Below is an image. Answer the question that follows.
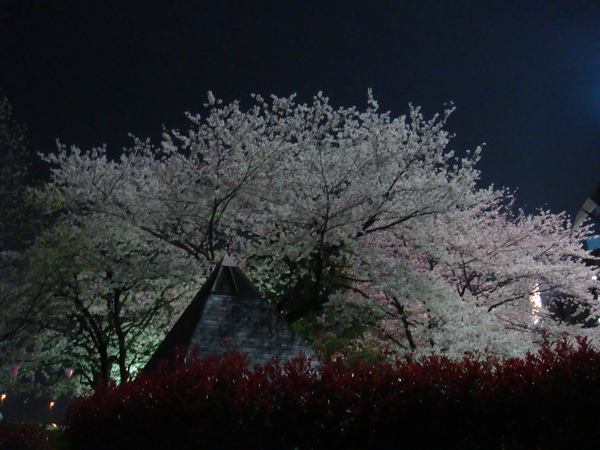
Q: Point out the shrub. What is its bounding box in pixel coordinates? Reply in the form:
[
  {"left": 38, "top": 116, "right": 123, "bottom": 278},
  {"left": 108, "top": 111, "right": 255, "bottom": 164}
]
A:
[
  {"left": 0, "top": 422, "right": 52, "bottom": 450},
  {"left": 66, "top": 338, "right": 600, "bottom": 449}
]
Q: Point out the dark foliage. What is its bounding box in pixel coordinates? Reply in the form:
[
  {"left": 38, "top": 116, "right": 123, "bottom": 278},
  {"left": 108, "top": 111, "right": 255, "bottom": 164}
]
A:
[
  {"left": 66, "top": 339, "right": 600, "bottom": 449},
  {"left": 0, "top": 422, "right": 53, "bottom": 450},
  {"left": 0, "top": 94, "right": 38, "bottom": 252}
]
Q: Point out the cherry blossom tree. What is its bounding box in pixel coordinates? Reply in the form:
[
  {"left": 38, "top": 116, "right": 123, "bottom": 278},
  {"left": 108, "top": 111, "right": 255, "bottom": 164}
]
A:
[
  {"left": 224, "top": 93, "right": 495, "bottom": 324},
  {"left": 44, "top": 91, "right": 494, "bottom": 323},
  {"left": 339, "top": 197, "right": 600, "bottom": 358},
  {"left": 0, "top": 208, "right": 196, "bottom": 394},
  {"left": 5, "top": 91, "right": 598, "bottom": 391}
]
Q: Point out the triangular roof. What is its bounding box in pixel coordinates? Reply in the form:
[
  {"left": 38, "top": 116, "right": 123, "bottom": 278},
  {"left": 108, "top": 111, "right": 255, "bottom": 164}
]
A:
[{"left": 143, "top": 257, "right": 316, "bottom": 373}]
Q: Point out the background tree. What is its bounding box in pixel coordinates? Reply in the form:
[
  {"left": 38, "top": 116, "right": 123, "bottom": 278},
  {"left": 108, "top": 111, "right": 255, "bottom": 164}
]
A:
[
  {"left": 0, "top": 94, "right": 49, "bottom": 356},
  {"left": 0, "top": 93, "right": 43, "bottom": 251}
]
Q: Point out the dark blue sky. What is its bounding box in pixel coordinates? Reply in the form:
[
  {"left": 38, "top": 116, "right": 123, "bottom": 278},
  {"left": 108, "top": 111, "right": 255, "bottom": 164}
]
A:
[{"left": 1, "top": 0, "right": 599, "bottom": 216}]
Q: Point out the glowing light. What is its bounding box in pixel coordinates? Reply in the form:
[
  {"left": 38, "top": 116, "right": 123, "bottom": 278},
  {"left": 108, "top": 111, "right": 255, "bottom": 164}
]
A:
[
  {"left": 529, "top": 283, "right": 542, "bottom": 324},
  {"left": 1, "top": 394, "right": 5, "bottom": 408},
  {"left": 49, "top": 401, "right": 55, "bottom": 411}
]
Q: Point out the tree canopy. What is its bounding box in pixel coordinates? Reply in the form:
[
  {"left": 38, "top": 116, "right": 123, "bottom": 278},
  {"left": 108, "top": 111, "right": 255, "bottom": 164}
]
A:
[{"left": 2, "top": 92, "right": 598, "bottom": 394}]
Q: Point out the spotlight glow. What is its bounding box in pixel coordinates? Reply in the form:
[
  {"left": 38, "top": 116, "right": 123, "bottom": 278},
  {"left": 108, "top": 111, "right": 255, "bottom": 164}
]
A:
[{"left": 529, "top": 283, "right": 542, "bottom": 324}]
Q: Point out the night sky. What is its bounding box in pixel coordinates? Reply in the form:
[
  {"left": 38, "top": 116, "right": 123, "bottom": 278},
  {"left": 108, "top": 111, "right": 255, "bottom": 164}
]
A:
[{"left": 1, "top": 0, "right": 599, "bottom": 216}]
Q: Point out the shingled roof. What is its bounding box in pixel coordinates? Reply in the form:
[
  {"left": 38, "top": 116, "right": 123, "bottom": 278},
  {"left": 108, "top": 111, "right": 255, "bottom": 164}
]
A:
[{"left": 143, "top": 256, "right": 316, "bottom": 373}]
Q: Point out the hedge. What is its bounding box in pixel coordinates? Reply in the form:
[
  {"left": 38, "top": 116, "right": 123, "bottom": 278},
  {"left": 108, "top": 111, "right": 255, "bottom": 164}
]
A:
[
  {"left": 0, "top": 422, "right": 53, "bottom": 450},
  {"left": 66, "top": 338, "right": 600, "bottom": 449}
]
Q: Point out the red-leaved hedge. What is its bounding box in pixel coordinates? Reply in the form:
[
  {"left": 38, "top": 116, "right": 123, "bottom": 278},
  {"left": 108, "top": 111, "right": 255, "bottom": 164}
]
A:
[
  {"left": 0, "top": 422, "right": 52, "bottom": 450},
  {"left": 66, "top": 338, "right": 600, "bottom": 449}
]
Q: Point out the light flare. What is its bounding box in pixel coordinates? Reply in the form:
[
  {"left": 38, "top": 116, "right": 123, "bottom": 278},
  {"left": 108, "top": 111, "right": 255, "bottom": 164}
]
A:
[{"left": 529, "top": 283, "right": 542, "bottom": 324}]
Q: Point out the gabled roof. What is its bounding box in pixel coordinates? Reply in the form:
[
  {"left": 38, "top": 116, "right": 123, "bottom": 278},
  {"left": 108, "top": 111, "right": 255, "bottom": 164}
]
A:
[{"left": 143, "top": 257, "right": 316, "bottom": 373}]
